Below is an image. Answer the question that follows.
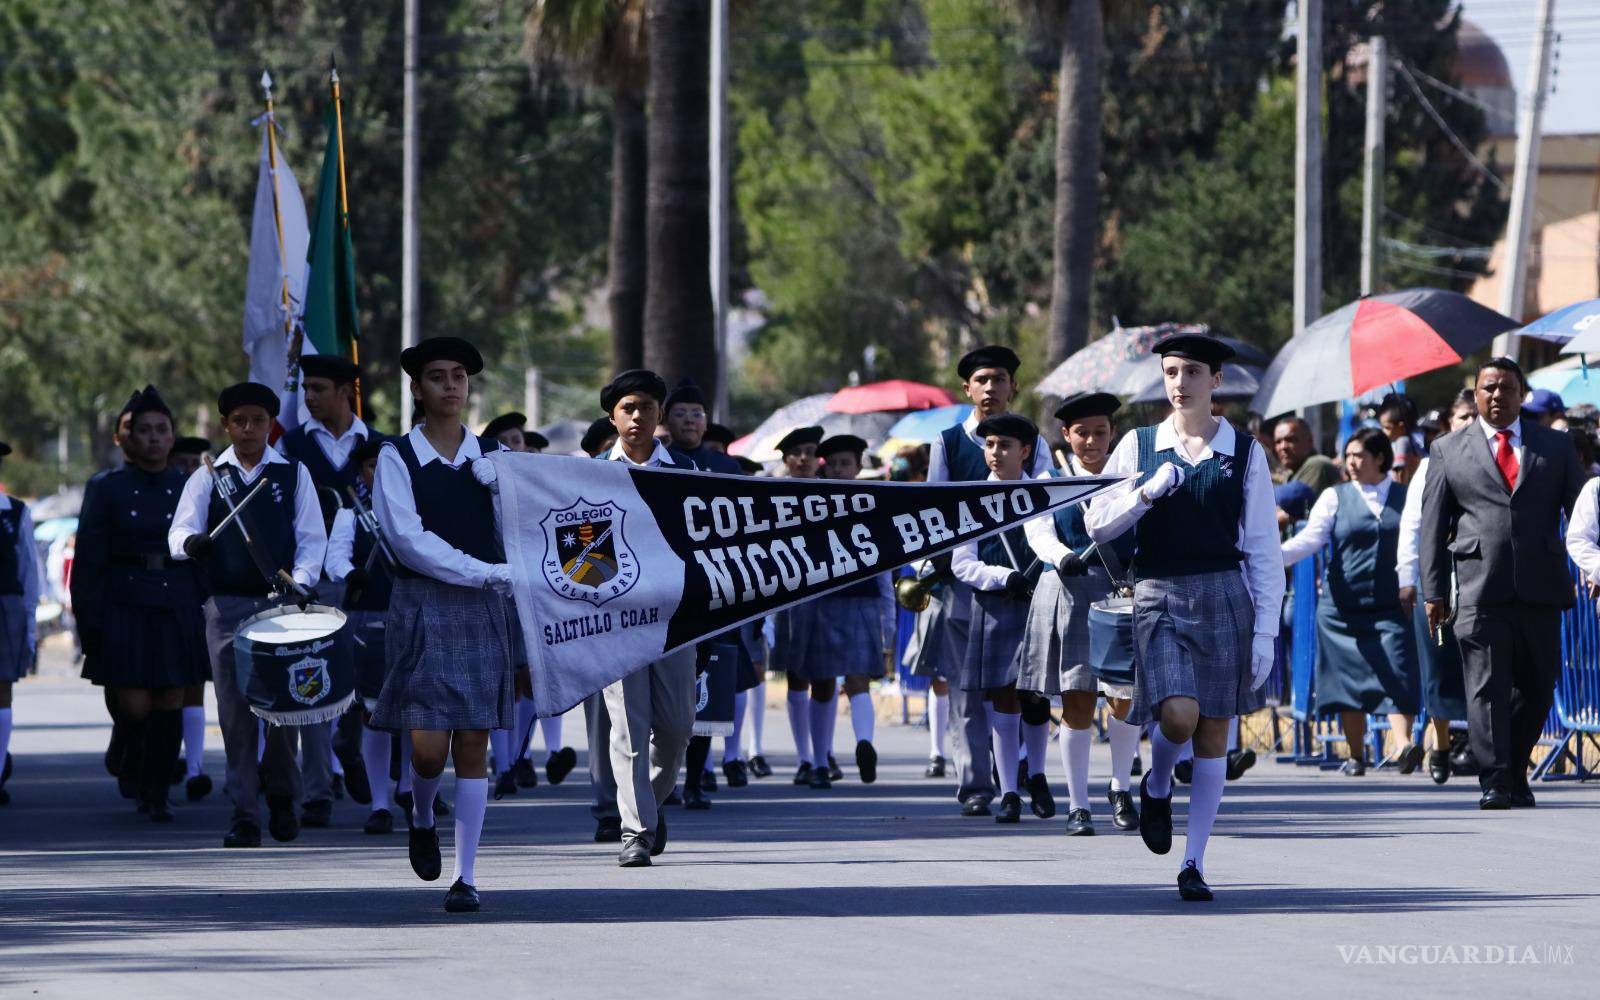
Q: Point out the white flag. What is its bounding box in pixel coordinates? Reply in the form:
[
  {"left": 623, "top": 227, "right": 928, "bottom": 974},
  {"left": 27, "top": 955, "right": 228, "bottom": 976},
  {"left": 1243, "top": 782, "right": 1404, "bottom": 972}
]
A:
[{"left": 242, "top": 117, "right": 309, "bottom": 428}]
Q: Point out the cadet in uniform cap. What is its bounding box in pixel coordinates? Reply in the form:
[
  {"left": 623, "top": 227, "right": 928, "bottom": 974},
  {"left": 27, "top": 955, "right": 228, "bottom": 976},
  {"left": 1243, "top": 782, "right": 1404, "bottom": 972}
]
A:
[
  {"left": 1019, "top": 391, "right": 1140, "bottom": 836},
  {"left": 0, "top": 440, "right": 38, "bottom": 807},
  {"left": 483, "top": 412, "right": 551, "bottom": 454},
  {"left": 580, "top": 417, "right": 619, "bottom": 459},
  {"left": 1084, "top": 331, "right": 1280, "bottom": 901},
  {"left": 703, "top": 422, "right": 737, "bottom": 452},
  {"left": 170, "top": 437, "right": 211, "bottom": 478}
]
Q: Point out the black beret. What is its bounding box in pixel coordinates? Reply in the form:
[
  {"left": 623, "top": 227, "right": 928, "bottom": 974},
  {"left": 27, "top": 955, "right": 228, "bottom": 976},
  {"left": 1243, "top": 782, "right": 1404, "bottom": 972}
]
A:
[
  {"left": 600, "top": 369, "right": 668, "bottom": 412},
  {"left": 775, "top": 425, "right": 825, "bottom": 455},
  {"left": 580, "top": 416, "right": 618, "bottom": 457},
  {"left": 703, "top": 422, "right": 737, "bottom": 447},
  {"left": 483, "top": 412, "right": 527, "bottom": 439},
  {"left": 350, "top": 435, "right": 388, "bottom": 467},
  {"left": 1053, "top": 391, "right": 1120, "bottom": 426},
  {"left": 817, "top": 434, "right": 868, "bottom": 459},
  {"left": 525, "top": 429, "right": 550, "bottom": 450},
  {"left": 974, "top": 413, "right": 1039, "bottom": 445},
  {"left": 217, "top": 381, "right": 280, "bottom": 418},
  {"left": 400, "top": 336, "right": 484, "bottom": 377},
  {"left": 958, "top": 345, "right": 1021, "bottom": 380},
  {"left": 172, "top": 436, "right": 212, "bottom": 455},
  {"left": 116, "top": 389, "right": 143, "bottom": 420},
  {"left": 127, "top": 385, "right": 173, "bottom": 422},
  {"left": 664, "top": 378, "right": 708, "bottom": 413},
  {"left": 0, "top": 441, "right": 11, "bottom": 458},
  {"left": 1152, "top": 333, "right": 1235, "bottom": 368},
  {"left": 299, "top": 354, "right": 362, "bottom": 384},
  {"left": 734, "top": 456, "right": 764, "bottom": 475}
]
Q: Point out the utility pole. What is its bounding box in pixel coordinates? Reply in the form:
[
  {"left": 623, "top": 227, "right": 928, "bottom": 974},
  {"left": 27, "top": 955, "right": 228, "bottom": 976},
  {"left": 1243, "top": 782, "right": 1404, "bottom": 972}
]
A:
[
  {"left": 400, "top": 0, "right": 421, "bottom": 428},
  {"left": 1295, "top": 0, "right": 1325, "bottom": 439},
  {"left": 1494, "top": 0, "right": 1557, "bottom": 360},
  {"left": 523, "top": 367, "right": 543, "bottom": 429},
  {"left": 1360, "top": 35, "right": 1386, "bottom": 297},
  {"left": 709, "top": 0, "right": 731, "bottom": 421}
]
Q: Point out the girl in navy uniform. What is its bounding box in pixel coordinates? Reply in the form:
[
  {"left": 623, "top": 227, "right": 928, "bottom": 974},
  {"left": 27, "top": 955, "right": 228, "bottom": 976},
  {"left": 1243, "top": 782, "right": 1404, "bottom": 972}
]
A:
[
  {"left": 1020, "top": 392, "right": 1141, "bottom": 835},
  {"left": 950, "top": 413, "right": 1050, "bottom": 825},
  {"left": 771, "top": 426, "right": 836, "bottom": 786},
  {"left": 0, "top": 440, "right": 39, "bottom": 807},
  {"left": 1084, "top": 334, "right": 1282, "bottom": 901},
  {"left": 168, "top": 435, "right": 215, "bottom": 800},
  {"left": 371, "top": 337, "right": 515, "bottom": 912},
  {"left": 73, "top": 386, "right": 208, "bottom": 821}
]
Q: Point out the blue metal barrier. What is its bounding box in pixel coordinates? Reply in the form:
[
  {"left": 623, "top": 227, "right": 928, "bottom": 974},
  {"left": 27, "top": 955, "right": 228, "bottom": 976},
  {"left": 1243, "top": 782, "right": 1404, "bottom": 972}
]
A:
[{"left": 1533, "top": 554, "right": 1600, "bottom": 780}]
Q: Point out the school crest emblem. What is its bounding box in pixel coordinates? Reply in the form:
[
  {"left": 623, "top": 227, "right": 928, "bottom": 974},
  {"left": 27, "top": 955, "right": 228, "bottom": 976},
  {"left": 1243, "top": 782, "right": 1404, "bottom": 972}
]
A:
[
  {"left": 288, "top": 656, "right": 330, "bottom": 706},
  {"left": 541, "top": 498, "right": 639, "bottom": 607}
]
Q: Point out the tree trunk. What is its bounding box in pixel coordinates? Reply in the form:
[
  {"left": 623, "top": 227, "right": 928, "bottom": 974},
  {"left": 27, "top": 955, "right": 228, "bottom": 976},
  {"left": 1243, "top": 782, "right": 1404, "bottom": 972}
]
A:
[
  {"left": 643, "top": 0, "right": 716, "bottom": 399},
  {"left": 608, "top": 89, "right": 648, "bottom": 373},
  {"left": 1047, "top": 0, "right": 1103, "bottom": 368}
]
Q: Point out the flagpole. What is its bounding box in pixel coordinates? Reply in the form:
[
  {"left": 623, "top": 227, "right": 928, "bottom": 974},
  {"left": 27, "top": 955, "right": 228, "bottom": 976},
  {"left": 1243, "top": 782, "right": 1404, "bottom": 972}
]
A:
[
  {"left": 261, "top": 71, "right": 301, "bottom": 398},
  {"left": 330, "top": 57, "right": 363, "bottom": 419}
]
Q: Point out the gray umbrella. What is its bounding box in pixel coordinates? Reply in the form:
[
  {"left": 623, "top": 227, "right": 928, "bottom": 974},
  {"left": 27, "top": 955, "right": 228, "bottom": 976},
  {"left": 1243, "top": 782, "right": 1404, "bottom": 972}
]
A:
[{"left": 817, "top": 410, "right": 903, "bottom": 448}]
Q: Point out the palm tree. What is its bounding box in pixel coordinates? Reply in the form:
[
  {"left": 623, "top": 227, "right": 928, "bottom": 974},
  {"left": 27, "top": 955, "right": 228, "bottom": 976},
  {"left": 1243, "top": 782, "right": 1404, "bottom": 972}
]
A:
[{"left": 525, "top": 0, "right": 650, "bottom": 372}]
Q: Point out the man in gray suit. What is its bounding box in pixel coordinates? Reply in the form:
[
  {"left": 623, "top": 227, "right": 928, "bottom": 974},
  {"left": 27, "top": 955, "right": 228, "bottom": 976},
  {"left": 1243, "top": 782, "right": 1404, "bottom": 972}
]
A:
[{"left": 1420, "top": 357, "right": 1584, "bottom": 809}]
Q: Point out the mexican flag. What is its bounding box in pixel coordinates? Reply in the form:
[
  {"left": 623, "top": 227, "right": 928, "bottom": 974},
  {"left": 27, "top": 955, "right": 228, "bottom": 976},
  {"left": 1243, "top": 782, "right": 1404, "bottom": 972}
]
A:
[{"left": 301, "top": 106, "right": 359, "bottom": 358}]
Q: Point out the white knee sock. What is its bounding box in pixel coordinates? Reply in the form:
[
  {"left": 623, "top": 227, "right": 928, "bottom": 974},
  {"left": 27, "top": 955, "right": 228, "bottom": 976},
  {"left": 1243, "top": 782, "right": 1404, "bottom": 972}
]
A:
[
  {"left": 515, "top": 698, "right": 537, "bottom": 759},
  {"left": 540, "top": 715, "right": 563, "bottom": 756},
  {"left": 726, "top": 691, "right": 747, "bottom": 764},
  {"left": 990, "top": 710, "right": 1021, "bottom": 796},
  {"left": 1063, "top": 726, "right": 1091, "bottom": 811},
  {"left": 929, "top": 691, "right": 949, "bottom": 758},
  {"left": 0, "top": 707, "right": 12, "bottom": 768},
  {"left": 786, "top": 690, "right": 811, "bottom": 765},
  {"left": 809, "top": 697, "right": 836, "bottom": 763},
  {"left": 361, "top": 727, "right": 393, "bottom": 812},
  {"left": 750, "top": 681, "right": 767, "bottom": 756},
  {"left": 397, "top": 733, "right": 414, "bottom": 794},
  {"left": 1227, "top": 717, "right": 1240, "bottom": 752},
  {"left": 1107, "top": 715, "right": 1140, "bottom": 793},
  {"left": 325, "top": 721, "right": 342, "bottom": 775},
  {"left": 1023, "top": 721, "right": 1049, "bottom": 779},
  {"left": 1183, "top": 756, "right": 1227, "bottom": 876},
  {"left": 452, "top": 776, "right": 489, "bottom": 886},
  {"left": 1147, "top": 727, "right": 1184, "bottom": 798},
  {"left": 849, "top": 692, "right": 875, "bottom": 744},
  {"left": 410, "top": 765, "right": 441, "bottom": 829},
  {"left": 489, "top": 729, "right": 513, "bottom": 776},
  {"left": 182, "top": 705, "right": 205, "bottom": 778}
]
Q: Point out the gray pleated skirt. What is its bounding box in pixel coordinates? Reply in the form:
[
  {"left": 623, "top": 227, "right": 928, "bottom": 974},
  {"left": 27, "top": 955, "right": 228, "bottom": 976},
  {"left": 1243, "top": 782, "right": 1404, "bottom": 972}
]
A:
[
  {"left": 370, "top": 576, "right": 516, "bottom": 732},
  {"left": 1016, "top": 566, "right": 1115, "bottom": 696},
  {"left": 0, "top": 595, "right": 31, "bottom": 682},
  {"left": 961, "top": 588, "right": 1031, "bottom": 692},
  {"left": 1129, "top": 569, "right": 1258, "bottom": 725},
  {"left": 781, "top": 595, "right": 885, "bottom": 681}
]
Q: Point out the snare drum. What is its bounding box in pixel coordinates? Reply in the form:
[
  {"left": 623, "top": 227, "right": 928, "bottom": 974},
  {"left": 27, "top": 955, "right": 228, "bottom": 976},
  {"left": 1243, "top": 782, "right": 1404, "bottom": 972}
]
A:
[
  {"left": 1087, "top": 596, "right": 1137, "bottom": 689},
  {"left": 233, "top": 604, "right": 355, "bottom": 725}
]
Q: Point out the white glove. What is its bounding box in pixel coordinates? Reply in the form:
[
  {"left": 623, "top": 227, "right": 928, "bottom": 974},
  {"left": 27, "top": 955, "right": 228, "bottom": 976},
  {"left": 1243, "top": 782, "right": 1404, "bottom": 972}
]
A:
[
  {"left": 1140, "top": 462, "right": 1186, "bottom": 503},
  {"left": 471, "top": 456, "right": 500, "bottom": 493},
  {"left": 486, "top": 563, "right": 515, "bottom": 596},
  {"left": 1249, "top": 634, "right": 1276, "bottom": 690}
]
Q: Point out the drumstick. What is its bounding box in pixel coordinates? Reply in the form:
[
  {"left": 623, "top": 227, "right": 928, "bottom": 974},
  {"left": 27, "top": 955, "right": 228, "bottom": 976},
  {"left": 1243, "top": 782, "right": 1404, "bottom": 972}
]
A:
[{"left": 204, "top": 454, "right": 254, "bottom": 545}]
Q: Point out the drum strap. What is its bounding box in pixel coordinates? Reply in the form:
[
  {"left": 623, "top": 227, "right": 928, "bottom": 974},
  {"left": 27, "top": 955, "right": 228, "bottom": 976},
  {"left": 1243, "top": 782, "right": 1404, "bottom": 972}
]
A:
[{"left": 218, "top": 466, "right": 287, "bottom": 590}]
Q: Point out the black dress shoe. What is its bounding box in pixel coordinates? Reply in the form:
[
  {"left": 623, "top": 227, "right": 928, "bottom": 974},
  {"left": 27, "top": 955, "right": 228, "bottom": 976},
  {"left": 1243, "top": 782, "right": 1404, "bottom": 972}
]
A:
[
  {"left": 1479, "top": 787, "right": 1512, "bottom": 810},
  {"left": 1395, "top": 743, "right": 1425, "bottom": 776},
  {"left": 994, "top": 791, "right": 1022, "bottom": 824},
  {"left": 651, "top": 813, "right": 668, "bottom": 857},
  {"left": 444, "top": 878, "right": 481, "bottom": 913},
  {"left": 330, "top": 774, "right": 346, "bottom": 801},
  {"left": 809, "top": 765, "right": 832, "bottom": 789},
  {"left": 1026, "top": 772, "right": 1056, "bottom": 819},
  {"left": 1107, "top": 785, "right": 1139, "bottom": 831},
  {"left": 618, "top": 834, "right": 653, "bottom": 867},
  {"left": 341, "top": 766, "right": 372, "bottom": 806},
  {"left": 512, "top": 757, "right": 539, "bottom": 789},
  {"left": 364, "top": 809, "right": 394, "bottom": 835},
  {"left": 792, "top": 763, "right": 814, "bottom": 786},
  {"left": 1340, "top": 757, "right": 1366, "bottom": 777},
  {"left": 267, "top": 796, "right": 300, "bottom": 843},
  {"left": 493, "top": 771, "right": 518, "bottom": 800},
  {"left": 1225, "top": 748, "right": 1256, "bottom": 780},
  {"left": 409, "top": 824, "right": 442, "bottom": 880},
  {"left": 185, "top": 773, "right": 213, "bottom": 801},
  {"left": 683, "top": 783, "right": 712, "bottom": 810},
  {"left": 827, "top": 756, "right": 843, "bottom": 782},
  {"left": 700, "top": 768, "right": 718, "bottom": 793},
  {"left": 1507, "top": 784, "right": 1537, "bottom": 808},
  {"left": 925, "top": 755, "right": 947, "bottom": 778},
  {"left": 748, "top": 755, "right": 772, "bottom": 778},
  {"left": 960, "top": 794, "right": 992, "bottom": 817},
  {"left": 1172, "top": 759, "right": 1193, "bottom": 785},
  {"left": 594, "top": 816, "right": 623, "bottom": 843},
  {"left": 546, "top": 747, "right": 578, "bottom": 786},
  {"left": 301, "top": 799, "right": 333, "bottom": 828},
  {"left": 1064, "top": 807, "right": 1094, "bottom": 836},
  {"left": 1427, "top": 750, "right": 1451, "bottom": 785},
  {"left": 856, "top": 740, "right": 878, "bottom": 785},
  {"left": 663, "top": 788, "right": 683, "bottom": 806},
  {"left": 1177, "top": 861, "right": 1213, "bottom": 901},
  {"left": 223, "top": 819, "right": 261, "bottom": 848},
  {"left": 1451, "top": 749, "right": 1481, "bottom": 777},
  {"left": 1138, "top": 772, "right": 1173, "bottom": 856},
  {"left": 723, "top": 759, "right": 749, "bottom": 788}
]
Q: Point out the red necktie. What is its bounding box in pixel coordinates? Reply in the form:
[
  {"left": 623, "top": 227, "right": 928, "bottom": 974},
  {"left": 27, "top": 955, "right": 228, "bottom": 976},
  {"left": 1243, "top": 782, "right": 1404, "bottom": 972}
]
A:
[{"left": 1495, "top": 429, "right": 1519, "bottom": 490}]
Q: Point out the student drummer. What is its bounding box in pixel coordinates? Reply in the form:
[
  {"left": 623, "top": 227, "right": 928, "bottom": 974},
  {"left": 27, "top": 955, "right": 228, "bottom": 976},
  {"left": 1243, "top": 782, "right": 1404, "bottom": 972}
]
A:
[{"left": 169, "top": 382, "right": 327, "bottom": 849}]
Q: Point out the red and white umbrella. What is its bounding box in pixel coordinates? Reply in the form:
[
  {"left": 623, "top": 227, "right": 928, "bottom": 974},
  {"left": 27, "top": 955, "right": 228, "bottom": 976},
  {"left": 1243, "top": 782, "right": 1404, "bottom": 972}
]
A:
[{"left": 826, "top": 379, "right": 955, "bottom": 414}]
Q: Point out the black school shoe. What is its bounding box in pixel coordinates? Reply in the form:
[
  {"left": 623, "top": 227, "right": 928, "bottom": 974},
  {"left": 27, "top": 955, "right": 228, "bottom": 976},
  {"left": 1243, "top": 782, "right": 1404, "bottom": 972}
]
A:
[
  {"left": 856, "top": 740, "right": 878, "bottom": 785},
  {"left": 1225, "top": 748, "right": 1256, "bottom": 781},
  {"left": 792, "top": 763, "right": 814, "bottom": 786},
  {"left": 809, "top": 765, "right": 832, "bottom": 789},
  {"left": 1107, "top": 784, "right": 1139, "bottom": 831},
  {"left": 1427, "top": 750, "right": 1451, "bottom": 785},
  {"left": 723, "top": 759, "right": 750, "bottom": 788},
  {"left": 1138, "top": 772, "right": 1173, "bottom": 855},
  {"left": 1063, "top": 808, "right": 1094, "bottom": 836},
  {"left": 493, "top": 771, "right": 518, "bottom": 800},
  {"left": 1172, "top": 759, "right": 1193, "bottom": 785},
  {"left": 267, "top": 796, "right": 300, "bottom": 843},
  {"left": 409, "top": 825, "right": 442, "bottom": 881},
  {"left": 185, "top": 773, "right": 213, "bottom": 801},
  {"left": 512, "top": 757, "right": 539, "bottom": 789},
  {"left": 748, "top": 755, "right": 773, "bottom": 778},
  {"left": 546, "top": 747, "right": 578, "bottom": 786},
  {"left": 960, "top": 794, "right": 992, "bottom": 817},
  {"left": 1177, "top": 861, "right": 1213, "bottom": 901},
  {"left": 1340, "top": 757, "right": 1366, "bottom": 777},
  {"left": 223, "top": 818, "right": 261, "bottom": 848},
  {"left": 683, "top": 783, "right": 712, "bottom": 810},
  {"left": 994, "top": 791, "right": 1022, "bottom": 824},
  {"left": 700, "top": 768, "right": 718, "bottom": 793},
  {"left": 444, "top": 879, "right": 480, "bottom": 913},
  {"left": 594, "top": 816, "right": 623, "bottom": 843},
  {"left": 301, "top": 799, "right": 333, "bottom": 828},
  {"left": 827, "top": 756, "right": 843, "bottom": 782},
  {"left": 1026, "top": 773, "right": 1056, "bottom": 819},
  {"left": 1394, "top": 743, "right": 1425, "bottom": 776},
  {"left": 364, "top": 809, "right": 395, "bottom": 835},
  {"left": 925, "top": 755, "right": 947, "bottom": 778},
  {"left": 618, "top": 834, "right": 652, "bottom": 867}
]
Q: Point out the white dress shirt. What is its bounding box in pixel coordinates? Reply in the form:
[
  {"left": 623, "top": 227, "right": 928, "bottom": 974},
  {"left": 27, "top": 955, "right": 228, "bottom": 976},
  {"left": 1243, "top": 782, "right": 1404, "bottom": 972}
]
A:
[
  {"left": 1565, "top": 477, "right": 1600, "bottom": 584},
  {"left": 283, "top": 415, "right": 369, "bottom": 469},
  {"left": 1084, "top": 416, "right": 1283, "bottom": 638},
  {"left": 607, "top": 438, "right": 678, "bottom": 468},
  {"left": 1478, "top": 415, "right": 1523, "bottom": 474},
  {"left": 1, "top": 493, "right": 40, "bottom": 648},
  {"left": 324, "top": 508, "right": 356, "bottom": 582},
  {"left": 951, "top": 472, "right": 1031, "bottom": 592},
  {"left": 373, "top": 424, "right": 504, "bottom": 589},
  {"left": 167, "top": 445, "right": 327, "bottom": 589},
  {"left": 1281, "top": 478, "right": 1393, "bottom": 567},
  {"left": 1395, "top": 457, "right": 1430, "bottom": 591},
  {"left": 1024, "top": 454, "right": 1094, "bottom": 568},
  {"left": 927, "top": 410, "right": 1054, "bottom": 484}
]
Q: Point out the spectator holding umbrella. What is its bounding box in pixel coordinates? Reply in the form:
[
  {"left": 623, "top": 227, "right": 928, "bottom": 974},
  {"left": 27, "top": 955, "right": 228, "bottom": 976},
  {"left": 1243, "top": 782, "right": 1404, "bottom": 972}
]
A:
[{"left": 1282, "top": 429, "right": 1423, "bottom": 775}]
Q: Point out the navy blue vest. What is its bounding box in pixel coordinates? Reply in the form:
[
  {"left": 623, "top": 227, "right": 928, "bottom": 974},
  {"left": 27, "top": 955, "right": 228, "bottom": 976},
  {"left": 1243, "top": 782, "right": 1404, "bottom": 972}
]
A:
[
  {"left": 0, "top": 502, "right": 23, "bottom": 596},
  {"left": 939, "top": 424, "right": 990, "bottom": 483},
  {"left": 1043, "top": 465, "right": 1135, "bottom": 570},
  {"left": 1131, "top": 424, "right": 1251, "bottom": 579},
  {"left": 206, "top": 462, "right": 300, "bottom": 596},
  {"left": 1324, "top": 481, "right": 1405, "bottom": 614},
  {"left": 344, "top": 516, "right": 395, "bottom": 611},
  {"left": 393, "top": 433, "right": 504, "bottom": 578},
  {"left": 978, "top": 523, "right": 1031, "bottom": 574},
  {"left": 280, "top": 424, "right": 364, "bottom": 501}
]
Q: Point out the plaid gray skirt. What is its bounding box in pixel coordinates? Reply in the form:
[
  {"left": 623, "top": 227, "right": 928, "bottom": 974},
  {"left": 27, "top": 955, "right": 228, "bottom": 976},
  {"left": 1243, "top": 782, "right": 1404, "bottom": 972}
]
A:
[
  {"left": 961, "top": 588, "right": 1032, "bottom": 692},
  {"left": 370, "top": 576, "right": 516, "bottom": 732},
  {"left": 780, "top": 595, "right": 886, "bottom": 681},
  {"left": 1016, "top": 566, "right": 1115, "bottom": 696},
  {"left": 1129, "top": 569, "right": 1258, "bottom": 725}
]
